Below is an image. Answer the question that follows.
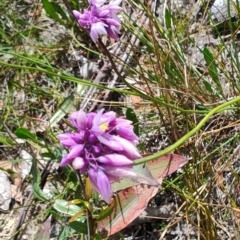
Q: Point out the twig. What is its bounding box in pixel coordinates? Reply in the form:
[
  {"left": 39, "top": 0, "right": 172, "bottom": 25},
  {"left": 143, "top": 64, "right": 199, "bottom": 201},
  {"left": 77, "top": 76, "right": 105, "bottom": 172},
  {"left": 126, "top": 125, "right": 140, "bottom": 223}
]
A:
[{"left": 13, "top": 160, "right": 53, "bottom": 240}]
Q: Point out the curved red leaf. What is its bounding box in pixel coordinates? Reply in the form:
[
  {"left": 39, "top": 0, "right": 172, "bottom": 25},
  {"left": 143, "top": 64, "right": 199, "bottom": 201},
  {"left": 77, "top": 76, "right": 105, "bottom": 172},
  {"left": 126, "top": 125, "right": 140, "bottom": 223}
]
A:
[
  {"left": 97, "top": 184, "right": 158, "bottom": 237},
  {"left": 97, "top": 153, "right": 188, "bottom": 236},
  {"left": 147, "top": 153, "right": 188, "bottom": 179}
]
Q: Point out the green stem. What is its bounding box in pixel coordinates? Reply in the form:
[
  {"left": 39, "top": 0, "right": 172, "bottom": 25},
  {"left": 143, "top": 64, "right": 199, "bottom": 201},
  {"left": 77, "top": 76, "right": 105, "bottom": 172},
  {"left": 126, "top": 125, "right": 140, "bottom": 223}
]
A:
[{"left": 134, "top": 97, "right": 240, "bottom": 165}]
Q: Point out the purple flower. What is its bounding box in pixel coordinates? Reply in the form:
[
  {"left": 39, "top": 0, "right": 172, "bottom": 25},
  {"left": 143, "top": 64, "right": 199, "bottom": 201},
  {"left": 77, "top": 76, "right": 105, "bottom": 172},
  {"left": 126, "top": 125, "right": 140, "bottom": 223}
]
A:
[
  {"left": 58, "top": 109, "right": 140, "bottom": 203},
  {"left": 73, "top": 0, "right": 122, "bottom": 43}
]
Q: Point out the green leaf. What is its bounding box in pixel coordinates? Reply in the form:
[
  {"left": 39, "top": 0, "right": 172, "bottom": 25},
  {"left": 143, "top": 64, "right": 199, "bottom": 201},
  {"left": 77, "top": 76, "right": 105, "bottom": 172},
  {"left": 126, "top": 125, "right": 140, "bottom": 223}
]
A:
[
  {"left": 69, "top": 221, "right": 88, "bottom": 234},
  {"left": 41, "top": 0, "right": 64, "bottom": 24},
  {"left": 68, "top": 199, "right": 92, "bottom": 212},
  {"left": 202, "top": 47, "right": 222, "bottom": 94},
  {"left": 69, "top": 209, "right": 86, "bottom": 222},
  {"left": 126, "top": 108, "right": 139, "bottom": 136},
  {"left": 0, "top": 167, "right": 18, "bottom": 178},
  {"left": 53, "top": 199, "right": 85, "bottom": 218},
  {"left": 51, "top": 2, "right": 69, "bottom": 21},
  {"left": 61, "top": 165, "right": 78, "bottom": 183},
  {"left": 49, "top": 95, "right": 74, "bottom": 128},
  {"left": 55, "top": 203, "right": 88, "bottom": 234},
  {"left": 58, "top": 226, "right": 74, "bottom": 240},
  {"left": 70, "top": 0, "right": 80, "bottom": 10},
  {"left": 0, "top": 27, "right": 11, "bottom": 44},
  {"left": 202, "top": 79, "right": 221, "bottom": 97},
  {"left": 40, "top": 152, "right": 55, "bottom": 159},
  {"left": 165, "top": 8, "right": 172, "bottom": 29},
  {"left": 32, "top": 150, "right": 47, "bottom": 201},
  {"left": 0, "top": 134, "right": 13, "bottom": 145},
  {"left": 95, "top": 204, "right": 115, "bottom": 221},
  {"left": 15, "top": 127, "right": 37, "bottom": 141},
  {"left": 15, "top": 19, "right": 30, "bottom": 26},
  {"left": 33, "top": 183, "right": 48, "bottom": 201},
  {"left": 31, "top": 150, "right": 46, "bottom": 201}
]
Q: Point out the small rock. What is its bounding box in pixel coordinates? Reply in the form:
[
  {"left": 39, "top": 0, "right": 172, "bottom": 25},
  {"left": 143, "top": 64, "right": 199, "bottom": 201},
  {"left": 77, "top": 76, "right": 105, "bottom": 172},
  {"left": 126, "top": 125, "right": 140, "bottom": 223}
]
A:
[
  {"left": 0, "top": 170, "right": 11, "bottom": 211},
  {"left": 210, "top": 0, "right": 239, "bottom": 22}
]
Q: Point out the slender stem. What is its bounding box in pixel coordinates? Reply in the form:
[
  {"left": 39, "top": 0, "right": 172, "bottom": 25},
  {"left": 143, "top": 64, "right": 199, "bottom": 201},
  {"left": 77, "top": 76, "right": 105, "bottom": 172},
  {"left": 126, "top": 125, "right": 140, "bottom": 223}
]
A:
[
  {"left": 134, "top": 97, "right": 240, "bottom": 165},
  {"left": 97, "top": 41, "right": 240, "bottom": 166},
  {"left": 77, "top": 172, "right": 91, "bottom": 240}
]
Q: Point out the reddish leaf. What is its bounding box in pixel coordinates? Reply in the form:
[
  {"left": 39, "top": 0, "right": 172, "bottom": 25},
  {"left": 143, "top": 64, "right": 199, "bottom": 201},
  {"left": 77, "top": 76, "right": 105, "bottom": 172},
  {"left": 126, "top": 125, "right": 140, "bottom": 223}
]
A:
[
  {"left": 97, "top": 153, "right": 188, "bottom": 236},
  {"left": 147, "top": 153, "right": 188, "bottom": 179},
  {"left": 112, "top": 162, "right": 158, "bottom": 192},
  {"left": 112, "top": 154, "right": 187, "bottom": 192},
  {"left": 97, "top": 184, "right": 158, "bottom": 237},
  {"left": 35, "top": 216, "right": 51, "bottom": 240}
]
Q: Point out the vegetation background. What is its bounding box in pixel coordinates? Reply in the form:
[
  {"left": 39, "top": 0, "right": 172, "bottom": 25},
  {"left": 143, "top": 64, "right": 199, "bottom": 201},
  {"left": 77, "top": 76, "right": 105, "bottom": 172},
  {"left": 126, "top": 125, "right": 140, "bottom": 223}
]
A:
[{"left": 0, "top": 0, "right": 240, "bottom": 239}]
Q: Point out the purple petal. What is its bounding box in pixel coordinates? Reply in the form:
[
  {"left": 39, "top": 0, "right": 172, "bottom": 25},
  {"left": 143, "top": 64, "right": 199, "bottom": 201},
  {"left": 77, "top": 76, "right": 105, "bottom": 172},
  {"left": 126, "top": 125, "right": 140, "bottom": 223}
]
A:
[
  {"left": 106, "top": 25, "right": 120, "bottom": 40},
  {"left": 115, "top": 125, "right": 139, "bottom": 143},
  {"left": 90, "top": 5, "right": 99, "bottom": 16},
  {"left": 60, "top": 155, "right": 72, "bottom": 167},
  {"left": 112, "top": 136, "right": 141, "bottom": 159},
  {"left": 91, "top": 124, "right": 105, "bottom": 136},
  {"left": 97, "top": 170, "right": 112, "bottom": 203},
  {"left": 89, "top": 167, "right": 112, "bottom": 203},
  {"left": 97, "top": 154, "right": 133, "bottom": 166},
  {"left": 89, "top": 0, "right": 106, "bottom": 7},
  {"left": 109, "top": 118, "right": 130, "bottom": 128},
  {"left": 78, "top": 11, "right": 92, "bottom": 29},
  {"left": 67, "top": 144, "right": 84, "bottom": 159},
  {"left": 110, "top": 13, "right": 121, "bottom": 24},
  {"left": 108, "top": 6, "right": 122, "bottom": 13},
  {"left": 91, "top": 144, "right": 102, "bottom": 155},
  {"left": 87, "top": 112, "right": 96, "bottom": 129},
  {"left": 89, "top": 134, "right": 98, "bottom": 143},
  {"left": 105, "top": 18, "right": 120, "bottom": 27},
  {"left": 101, "top": 111, "right": 116, "bottom": 123},
  {"left": 114, "top": 118, "right": 132, "bottom": 125},
  {"left": 69, "top": 110, "right": 88, "bottom": 130},
  {"left": 70, "top": 133, "right": 85, "bottom": 144},
  {"left": 73, "top": 10, "right": 82, "bottom": 19},
  {"left": 92, "top": 109, "right": 105, "bottom": 127},
  {"left": 104, "top": 166, "right": 137, "bottom": 178},
  {"left": 99, "top": 9, "right": 110, "bottom": 17},
  {"left": 109, "top": 0, "right": 122, "bottom": 6},
  {"left": 88, "top": 168, "right": 100, "bottom": 192},
  {"left": 98, "top": 134, "right": 123, "bottom": 151},
  {"left": 57, "top": 133, "right": 76, "bottom": 148},
  {"left": 72, "top": 157, "right": 85, "bottom": 169},
  {"left": 80, "top": 163, "right": 88, "bottom": 174},
  {"left": 90, "top": 21, "right": 108, "bottom": 42},
  {"left": 91, "top": 109, "right": 115, "bottom": 136}
]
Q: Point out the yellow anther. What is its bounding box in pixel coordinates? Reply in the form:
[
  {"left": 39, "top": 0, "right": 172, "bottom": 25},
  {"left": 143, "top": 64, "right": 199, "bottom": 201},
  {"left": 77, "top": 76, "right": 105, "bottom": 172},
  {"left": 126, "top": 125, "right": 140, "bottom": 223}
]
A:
[{"left": 100, "top": 123, "right": 108, "bottom": 131}]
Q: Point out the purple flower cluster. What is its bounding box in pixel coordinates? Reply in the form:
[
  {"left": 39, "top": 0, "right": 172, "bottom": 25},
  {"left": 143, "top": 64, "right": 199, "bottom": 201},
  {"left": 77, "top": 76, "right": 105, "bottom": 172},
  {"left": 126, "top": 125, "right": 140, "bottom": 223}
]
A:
[
  {"left": 58, "top": 109, "right": 141, "bottom": 203},
  {"left": 73, "top": 0, "right": 122, "bottom": 43}
]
